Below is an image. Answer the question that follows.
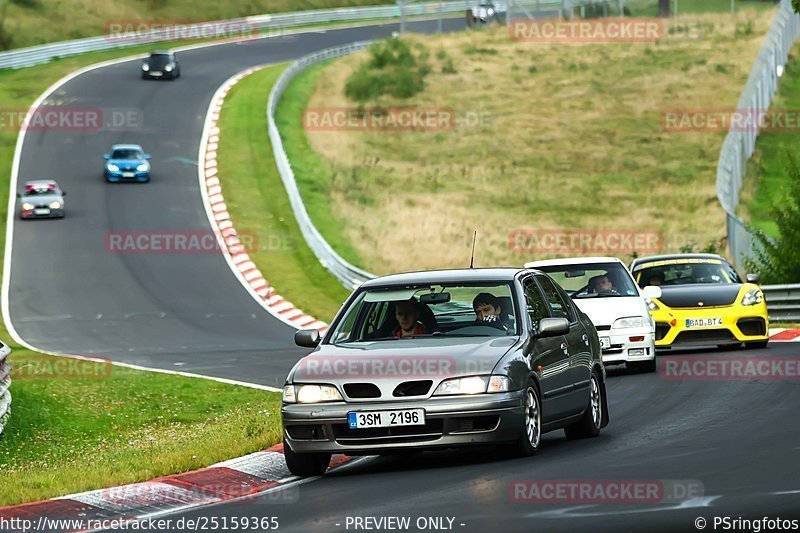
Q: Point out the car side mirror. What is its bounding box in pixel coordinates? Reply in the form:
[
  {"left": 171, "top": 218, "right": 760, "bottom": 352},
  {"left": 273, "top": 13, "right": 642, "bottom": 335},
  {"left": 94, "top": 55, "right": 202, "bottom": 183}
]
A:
[
  {"left": 746, "top": 273, "right": 760, "bottom": 284},
  {"left": 641, "top": 285, "right": 662, "bottom": 300},
  {"left": 144, "top": 154, "right": 151, "bottom": 159},
  {"left": 61, "top": 191, "right": 67, "bottom": 196},
  {"left": 294, "top": 329, "right": 320, "bottom": 348},
  {"left": 15, "top": 193, "right": 20, "bottom": 198},
  {"left": 104, "top": 154, "right": 110, "bottom": 159},
  {"left": 536, "top": 317, "right": 570, "bottom": 338}
]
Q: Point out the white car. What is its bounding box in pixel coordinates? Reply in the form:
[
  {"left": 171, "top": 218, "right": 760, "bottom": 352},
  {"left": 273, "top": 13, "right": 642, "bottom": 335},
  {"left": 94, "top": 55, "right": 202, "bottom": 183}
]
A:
[{"left": 525, "top": 257, "right": 660, "bottom": 372}]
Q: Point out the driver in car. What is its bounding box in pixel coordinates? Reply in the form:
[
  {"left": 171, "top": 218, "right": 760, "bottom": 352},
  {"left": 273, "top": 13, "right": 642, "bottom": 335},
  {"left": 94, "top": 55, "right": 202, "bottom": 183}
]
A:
[
  {"left": 589, "top": 274, "right": 618, "bottom": 294},
  {"left": 473, "top": 293, "right": 512, "bottom": 333},
  {"left": 393, "top": 298, "right": 427, "bottom": 338}
]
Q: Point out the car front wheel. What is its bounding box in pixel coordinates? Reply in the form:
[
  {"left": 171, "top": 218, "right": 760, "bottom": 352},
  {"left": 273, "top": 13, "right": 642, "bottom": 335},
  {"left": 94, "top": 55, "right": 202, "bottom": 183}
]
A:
[
  {"left": 515, "top": 381, "right": 541, "bottom": 456},
  {"left": 283, "top": 439, "right": 331, "bottom": 477},
  {"left": 564, "top": 370, "right": 603, "bottom": 439}
]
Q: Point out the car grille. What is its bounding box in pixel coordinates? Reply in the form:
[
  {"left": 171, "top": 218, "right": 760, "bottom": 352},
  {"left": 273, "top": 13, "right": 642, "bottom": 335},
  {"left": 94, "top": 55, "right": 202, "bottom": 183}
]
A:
[
  {"left": 343, "top": 383, "right": 381, "bottom": 399},
  {"left": 737, "top": 317, "right": 766, "bottom": 337},
  {"left": 393, "top": 380, "right": 433, "bottom": 397},
  {"left": 673, "top": 330, "right": 736, "bottom": 344},
  {"left": 446, "top": 415, "right": 500, "bottom": 434},
  {"left": 332, "top": 419, "right": 444, "bottom": 445}
]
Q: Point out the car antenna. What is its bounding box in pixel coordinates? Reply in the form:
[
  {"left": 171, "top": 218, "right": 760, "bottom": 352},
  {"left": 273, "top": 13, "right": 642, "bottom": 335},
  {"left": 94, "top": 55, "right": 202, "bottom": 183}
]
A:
[{"left": 469, "top": 230, "right": 477, "bottom": 269}]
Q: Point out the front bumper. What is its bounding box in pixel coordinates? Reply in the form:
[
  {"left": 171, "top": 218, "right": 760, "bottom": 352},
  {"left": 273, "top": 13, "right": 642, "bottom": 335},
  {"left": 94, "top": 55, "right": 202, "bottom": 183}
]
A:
[
  {"left": 105, "top": 169, "right": 150, "bottom": 182},
  {"left": 282, "top": 390, "right": 525, "bottom": 455},
  {"left": 597, "top": 326, "right": 655, "bottom": 365},
  {"left": 20, "top": 208, "right": 64, "bottom": 219},
  {"left": 651, "top": 303, "right": 769, "bottom": 348}
]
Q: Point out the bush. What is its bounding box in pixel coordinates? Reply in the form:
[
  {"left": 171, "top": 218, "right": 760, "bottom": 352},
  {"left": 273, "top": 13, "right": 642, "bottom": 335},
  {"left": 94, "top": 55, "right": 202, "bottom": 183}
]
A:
[
  {"left": 746, "top": 152, "right": 800, "bottom": 283},
  {"left": 345, "top": 37, "right": 430, "bottom": 103}
]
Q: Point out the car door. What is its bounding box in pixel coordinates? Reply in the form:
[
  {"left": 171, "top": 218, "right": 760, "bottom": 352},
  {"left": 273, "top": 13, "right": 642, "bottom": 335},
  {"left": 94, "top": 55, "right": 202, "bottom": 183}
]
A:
[
  {"left": 521, "top": 276, "right": 573, "bottom": 422},
  {"left": 536, "top": 274, "right": 591, "bottom": 416}
]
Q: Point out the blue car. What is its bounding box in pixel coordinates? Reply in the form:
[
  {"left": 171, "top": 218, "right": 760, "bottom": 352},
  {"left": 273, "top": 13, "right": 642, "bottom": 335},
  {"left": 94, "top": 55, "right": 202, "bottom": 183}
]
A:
[{"left": 104, "top": 144, "right": 151, "bottom": 182}]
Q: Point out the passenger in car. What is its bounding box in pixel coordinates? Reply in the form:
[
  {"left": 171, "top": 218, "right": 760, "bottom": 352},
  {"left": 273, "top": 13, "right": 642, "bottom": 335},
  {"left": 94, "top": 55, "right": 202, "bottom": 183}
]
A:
[
  {"left": 472, "top": 293, "right": 512, "bottom": 333},
  {"left": 393, "top": 298, "right": 427, "bottom": 338},
  {"left": 589, "top": 274, "right": 617, "bottom": 294}
]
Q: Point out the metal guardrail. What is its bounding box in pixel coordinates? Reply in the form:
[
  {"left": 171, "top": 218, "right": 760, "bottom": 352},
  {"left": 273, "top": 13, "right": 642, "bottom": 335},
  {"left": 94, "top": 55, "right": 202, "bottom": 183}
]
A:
[
  {"left": 716, "top": 0, "right": 800, "bottom": 270},
  {"left": 763, "top": 284, "right": 800, "bottom": 322},
  {"left": 0, "top": 1, "right": 478, "bottom": 70},
  {"left": 267, "top": 41, "right": 378, "bottom": 290},
  {"left": 0, "top": 343, "right": 11, "bottom": 437}
]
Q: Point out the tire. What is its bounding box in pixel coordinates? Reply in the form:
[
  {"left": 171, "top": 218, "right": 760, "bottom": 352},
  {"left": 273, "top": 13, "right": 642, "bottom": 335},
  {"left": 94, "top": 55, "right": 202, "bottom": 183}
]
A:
[
  {"left": 514, "top": 381, "right": 542, "bottom": 456},
  {"left": 283, "top": 439, "right": 331, "bottom": 477},
  {"left": 745, "top": 340, "right": 769, "bottom": 349},
  {"left": 564, "top": 370, "right": 603, "bottom": 440}
]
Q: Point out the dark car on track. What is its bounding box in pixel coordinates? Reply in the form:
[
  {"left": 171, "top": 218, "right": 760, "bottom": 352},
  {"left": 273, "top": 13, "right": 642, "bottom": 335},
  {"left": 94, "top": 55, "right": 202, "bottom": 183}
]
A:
[
  {"left": 18, "top": 180, "right": 66, "bottom": 219},
  {"left": 141, "top": 50, "right": 180, "bottom": 80},
  {"left": 281, "top": 268, "right": 609, "bottom": 476}
]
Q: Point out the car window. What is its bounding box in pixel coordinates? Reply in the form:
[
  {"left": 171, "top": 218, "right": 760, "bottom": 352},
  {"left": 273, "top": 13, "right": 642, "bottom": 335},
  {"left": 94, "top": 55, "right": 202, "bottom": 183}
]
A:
[
  {"left": 536, "top": 275, "right": 574, "bottom": 322},
  {"left": 111, "top": 149, "right": 142, "bottom": 160},
  {"left": 634, "top": 258, "right": 741, "bottom": 287},
  {"left": 536, "top": 261, "right": 639, "bottom": 298},
  {"left": 522, "top": 277, "right": 549, "bottom": 325}
]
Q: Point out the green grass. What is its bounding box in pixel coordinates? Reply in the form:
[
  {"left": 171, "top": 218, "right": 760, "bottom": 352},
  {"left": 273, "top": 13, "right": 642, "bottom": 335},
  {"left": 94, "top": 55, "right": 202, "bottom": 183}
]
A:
[
  {"left": 744, "top": 44, "right": 800, "bottom": 239},
  {"left": 215, "top": 64, "right": 351, "bottom": 321},
  {"left": 0, "top": 42, "right": 293, "bottom": 507},
  {"left": 628, "top": 0, "right": 778, "bottom": 16},
  {"left": 0, "top": 0, "right": 396, "bottom": 50},
  {"left": 274, "top": 61, "right": 367, "bottom": 271},
  {"left": 2, "top": 345, "right": 282, "bottom": 506}
]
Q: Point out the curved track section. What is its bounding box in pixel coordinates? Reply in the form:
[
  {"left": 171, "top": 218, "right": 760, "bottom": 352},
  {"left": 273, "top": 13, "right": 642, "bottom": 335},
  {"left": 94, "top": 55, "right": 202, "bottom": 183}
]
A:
[{"left": 6, "top": 20, "right": 462, "bottom": 386}]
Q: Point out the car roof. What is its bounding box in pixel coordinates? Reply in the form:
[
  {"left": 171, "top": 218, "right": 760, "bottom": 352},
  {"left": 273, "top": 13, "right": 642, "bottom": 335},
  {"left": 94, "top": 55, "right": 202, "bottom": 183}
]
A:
[
  {"left": 111, "top": 144, "right": 144, "bottom": 151},
  {"left": 360, "top": 268, "right": 539, "bottom": 288},
  {"left": 150, "top": 50, "right": 173, "bottom": 56},
  {"left": 23, "top": 179, "right": 59, "bottom": 188},
  {"left": 630, "top": 253, "right": 727, "bottom": 268},
  {"left": 524, "top": 256, "right": 624, "bottom": 268}
]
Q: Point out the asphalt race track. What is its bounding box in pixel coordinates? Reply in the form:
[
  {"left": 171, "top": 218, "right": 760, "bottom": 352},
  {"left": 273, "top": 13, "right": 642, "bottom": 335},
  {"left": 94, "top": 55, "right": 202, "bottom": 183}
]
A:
[
  {"left": 8, "top": 19, "right": 464, "bottom": 387},
  {"left": 9, "top": 16, "right": 800, "bottom": 533}
]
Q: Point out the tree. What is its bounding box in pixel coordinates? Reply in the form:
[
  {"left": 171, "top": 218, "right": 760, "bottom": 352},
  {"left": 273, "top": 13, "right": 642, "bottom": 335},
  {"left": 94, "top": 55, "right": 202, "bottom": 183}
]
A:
[
  {"left": 658, "top": 0, "right": 671, "bottom": 17},
  {"left": 746, "top": 152, "right": 800, "bottom": 283},
  {"left": 794, "top": 0, "right": 800, "bottom": 14}
]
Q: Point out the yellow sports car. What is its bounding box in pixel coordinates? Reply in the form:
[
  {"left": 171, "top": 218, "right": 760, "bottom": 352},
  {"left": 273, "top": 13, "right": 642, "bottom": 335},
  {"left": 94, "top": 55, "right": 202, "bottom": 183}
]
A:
[{"left": 630, "top": 254, "right": 769, "bottom": 349}]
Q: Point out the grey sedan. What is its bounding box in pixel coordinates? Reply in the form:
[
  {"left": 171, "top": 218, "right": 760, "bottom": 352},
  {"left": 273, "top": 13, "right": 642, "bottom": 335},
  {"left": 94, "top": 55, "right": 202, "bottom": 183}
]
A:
[
  {"left": 281, "top": 268, "right": 609, "bottom": 476},
  {"left": 18, "top": 179, "right": 66, "bottom": 219}
]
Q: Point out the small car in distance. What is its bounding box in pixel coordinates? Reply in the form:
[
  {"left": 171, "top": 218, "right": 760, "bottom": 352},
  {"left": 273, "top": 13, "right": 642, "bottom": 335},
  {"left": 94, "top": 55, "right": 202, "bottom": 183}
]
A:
[
  {"left": 141, "top": 51, "right": 180, "bottom": 80},
  {"left": 281, "top": 268, "right": 609, "bottom": 477},
  {"left": 630, "top": 254, "right": 769, "bottom": 350},
  {"left": 18, "top": 180, "right": 66, "bottom": 219},
  {"left": 104, "top": 144, "right": 151, "bottom": 182},
  {"left": 525, "top": 257, "right": 658, "bottom": 373}
]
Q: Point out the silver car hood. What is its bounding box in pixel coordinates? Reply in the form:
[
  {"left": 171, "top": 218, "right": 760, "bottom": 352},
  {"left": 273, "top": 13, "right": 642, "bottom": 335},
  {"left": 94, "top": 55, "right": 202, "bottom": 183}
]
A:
[
  {"left": 21, "top": 193, "right": 62, "bottom": 204},
  {"left": 290, "top": 336, "right": 518, "bottom": 387}
]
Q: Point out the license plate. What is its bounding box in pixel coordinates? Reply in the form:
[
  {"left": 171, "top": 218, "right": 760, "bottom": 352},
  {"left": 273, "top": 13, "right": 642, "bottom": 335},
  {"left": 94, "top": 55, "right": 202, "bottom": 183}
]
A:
[
  {"left": 34, "top": 208, "right": 50, "bottom": 215},
  {"left": 348, "top": 409, "right": 425, "bottom": 429},
  {"left": 151, "top": 71, "right": 162, "bottom": 76},
  {"left": 122, "top": 171, "right": 135, "bottom": 177},
  {"left": 600, "top": 337, "right": 611, "bottom": 349},
  {"left": 685, "top": 317, "right": 723, "bottom": 329}
]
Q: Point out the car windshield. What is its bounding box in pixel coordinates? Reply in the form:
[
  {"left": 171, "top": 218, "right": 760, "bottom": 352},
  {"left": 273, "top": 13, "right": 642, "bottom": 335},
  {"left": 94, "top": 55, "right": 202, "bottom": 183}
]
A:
[
  {"left": 329, "top": 282, "right": 518, "bottom": 344},
  {"left": 536, "top": 262, "right": 639, "bottom": 298},
  {"left": 148, "top": 54, "right": 171, "bottom": 66},
  {"left": 111, "top": 149, "right": 142, "bottom": 160},
  {"left": 634, "top": 258, "right": 741, "bottom": 287}
]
